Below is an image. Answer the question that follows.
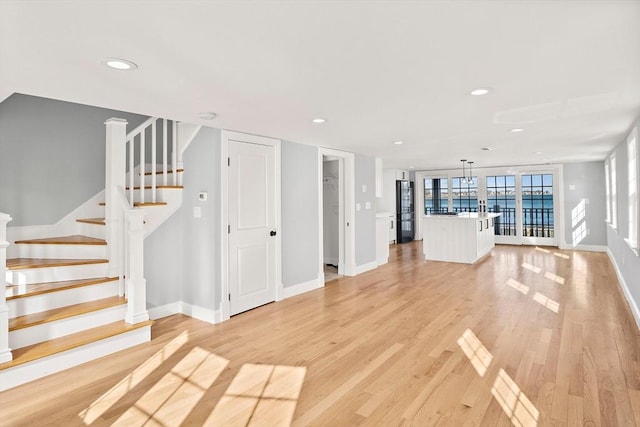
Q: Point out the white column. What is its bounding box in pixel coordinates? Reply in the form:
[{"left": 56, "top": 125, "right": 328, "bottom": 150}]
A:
[
  {"left": 105, "top": 118, "right": 128, "bottom": 279},
  {"left": 0, "top": 212, "right": 13, "bottom": 363},
  {"left": 124, "top": 208, "right": 149, "bottom": 324}
]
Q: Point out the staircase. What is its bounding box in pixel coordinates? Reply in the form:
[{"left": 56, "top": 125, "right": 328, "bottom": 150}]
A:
[{"left": 0, "top": 117, "right": 200, "bottom": 391}]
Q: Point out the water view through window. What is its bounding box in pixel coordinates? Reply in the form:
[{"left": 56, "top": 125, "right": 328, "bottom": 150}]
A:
[{"left": 424, "top": 174, "right": 555, "bottom": 238}]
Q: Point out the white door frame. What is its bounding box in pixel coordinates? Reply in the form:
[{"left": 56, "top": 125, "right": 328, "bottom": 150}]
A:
[
  {"left": 318, "top": 148, "right": 356, "bottom": 279},
  {"left": 414, "top": 164, "right": 564, "bottom": 247},
  {"left": 220, "top": 130, "right": 282, "bottom": 322}
]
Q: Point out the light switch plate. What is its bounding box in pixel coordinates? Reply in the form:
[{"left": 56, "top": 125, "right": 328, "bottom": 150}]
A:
[
  {"left": 362, "top": 185, "right": 367, "bottom": 193},
  {"left": 356, "top": 203, "right": 361, "bottom": 211},
  {"left": 365, "top": 202, "right": 371, "bottom": 209},
  {"left": 193, "top": 206, "right": 202, "bottom": 218}
]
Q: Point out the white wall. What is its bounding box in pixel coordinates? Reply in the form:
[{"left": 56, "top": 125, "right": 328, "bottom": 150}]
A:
[{"left": 605, "top": 120, "right": 640, "bottom": 327}]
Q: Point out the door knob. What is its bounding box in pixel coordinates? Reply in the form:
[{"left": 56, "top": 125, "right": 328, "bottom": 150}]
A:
[{"left": 270, "top": 230, "right": 277, "bottom": 236}]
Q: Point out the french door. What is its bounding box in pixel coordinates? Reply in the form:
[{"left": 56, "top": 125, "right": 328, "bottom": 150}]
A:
[{"left": 482, "top": 171, "right": 558, "bottom": 246}]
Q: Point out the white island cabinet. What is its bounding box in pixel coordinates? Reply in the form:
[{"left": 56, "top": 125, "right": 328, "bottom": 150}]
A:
[{"left": 422, "top": 213, "right": 500, "bottom": 264}]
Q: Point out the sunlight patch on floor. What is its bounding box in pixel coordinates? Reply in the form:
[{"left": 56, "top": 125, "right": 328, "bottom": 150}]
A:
[
  {"left": 521, "top": 263, "right": 541, "bottom": 274},
  {"left": 113, "top": 347, "right": 229, "bottom": 426},
  {"left": 506, "top": 278, "right": 530, "bottom": 295},
  {"left": 533, "top": 292, "right": 560, "bottom": 313},
  {"left": 553, "top": 252, "right": 570, "bottom": 259},
  {"left": 544, "top": 271, "right": 565, "bottom": 285},
  {"left": 79, "top": 330, "right": 190, "bottom": 424},
  {"left": 534, "top": 247, "right": 550, "bottom": 254},
  {"left": 457, "top": 329, "right": 493, "bottom": 377},
  {"left": 491, "top": 369, "right": 539, "bottom": 427},
  {"left": 205, "top": 364, "right": 307, "bottom": 426}
]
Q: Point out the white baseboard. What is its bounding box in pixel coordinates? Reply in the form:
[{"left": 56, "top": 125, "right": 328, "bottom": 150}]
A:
[
  {"left": 353, "top": 261, "right": 378, "bottom": 275},
  {"left": 568, "top": 244, "right": 607, "bottom": 252},
  {"left": 283, "top": 277, "right": 323, "bottom": 299},
  {"left": 607, "top": 248, "right": 640, "bottom": 331},
  {"left": 148, "top": 301, "right": 217, "bottom": 325}
]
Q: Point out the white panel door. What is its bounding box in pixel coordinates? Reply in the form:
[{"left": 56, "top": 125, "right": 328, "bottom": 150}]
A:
[{"left": 229, "top": 140, "right": 276, "bottom": 315}]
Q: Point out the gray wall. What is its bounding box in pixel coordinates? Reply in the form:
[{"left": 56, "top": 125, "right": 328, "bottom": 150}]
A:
[
  {"left": 562, "top": 161, "right": 607, "bottom": 247},
  {"left": 145, "top": 126, "right": 221, "bottom": 311},
  {"left": 282, "top": 141, "right": 320, "bottom": 286},
  {"left": 323, "top": 160, "right": 340, "bottom": 265},
  {"left": 354, "top": 154, "right": 376, "bottom": 266},
  {"left": 606, "top": 121, "right": 640, "bottom": 316},
  {"left": 0, "top": 94, "right": 147, "bottom": 226}
]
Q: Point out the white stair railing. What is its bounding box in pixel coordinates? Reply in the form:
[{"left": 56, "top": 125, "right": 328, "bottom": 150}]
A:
[
  {"left": 0, "top": 212, "right": 13, "bottom": 363},
  {"left": 105, "top": 118, "right": 150, "bottom": 324},
  {"left": 125, "top": 117, "right": 177, "bottom": 206}
]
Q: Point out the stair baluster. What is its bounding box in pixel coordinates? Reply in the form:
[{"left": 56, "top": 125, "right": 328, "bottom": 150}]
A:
[{"left": 0, "top": 212, "right": 13, "bottom": 363}]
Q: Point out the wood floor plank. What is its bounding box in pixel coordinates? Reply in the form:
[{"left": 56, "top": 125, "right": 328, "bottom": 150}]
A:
[{"left": 1, "top": 242, "right": 639, "bottom": 426}]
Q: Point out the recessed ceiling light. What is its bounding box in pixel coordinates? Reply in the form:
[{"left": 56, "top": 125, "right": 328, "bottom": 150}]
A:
[
  {"left": 535, "top": 151, "right": 543, "bottom": 155},
  {"left": 511, "top": 128, "right": 524, "bottom": 133},
  {"left": 481, "top": 147, "right": 492, "bottom": 151},
  {"left": 312, "top": 118, "right": 326, "bottom": 123},
  {"left": 199, "top": 112, "right": 217, "bottom": 120},
  {"left": 393, "top": 141, "right": 404, "bottom": 145},
  {"left": 409, "top": 166, "right": 415, "bottom": 169},
  {"left": 470, "top": 88, "right": 491, "bottom": 96},
  {"left": 102, "top": 58, "right": 138, "bottom": 70}
]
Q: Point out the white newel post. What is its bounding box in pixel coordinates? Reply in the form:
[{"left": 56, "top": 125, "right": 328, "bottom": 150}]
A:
[
  {"left": 105, "top": 118, "right": 128, "bottom": 279},
  {"left": 0, "top": 212, "right": 13, "bottom": 363},
  {"left": 125, "top": 208, "right": 149, "bottom": 324}
]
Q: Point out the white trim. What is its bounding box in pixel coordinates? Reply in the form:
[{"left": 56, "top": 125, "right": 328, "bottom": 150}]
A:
[
  {"left": 148, "top": 301, "right": 218, "bottom": 324},
  {"left": 318, "top": 148, "right": 356, "bottom": 278},
  {"left": 220, "top": 130, "right": 282, "bottom": 321},
  {"left": 180, "top": 302, "right": 217, "bottom": 324},
  {"left": 607, "top": 248, "right": 640, "bottom": 331},
  {"left": 283, "top": 277, "right": 323, "bottom": 299},
  {"left": 148, "top": 302, "right": 182, "bottom": 320},
  {"left": 353, "top": 261, "right": 378, "bottom": 275},
  {"left": 567, "top": 244, "right": 607, "bottom": 252}
]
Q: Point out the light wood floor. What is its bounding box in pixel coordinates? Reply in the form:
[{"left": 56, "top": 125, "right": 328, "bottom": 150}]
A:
[{"left": 2, "top": 242, "right": 639, "bottom": 426}]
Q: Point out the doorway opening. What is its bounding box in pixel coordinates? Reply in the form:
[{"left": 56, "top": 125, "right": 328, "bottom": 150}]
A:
[{"left": 322, "top": 155, "right": 344, "bottom": 283}]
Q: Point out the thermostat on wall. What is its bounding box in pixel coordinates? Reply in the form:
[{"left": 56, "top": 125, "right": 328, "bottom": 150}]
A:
[{"left": 198, "top": 191, "right": 208, "bottom": 201}]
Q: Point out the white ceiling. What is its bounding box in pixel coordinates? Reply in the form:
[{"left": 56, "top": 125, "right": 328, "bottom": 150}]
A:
[{"left": 1, "top": 1, "right": 639, "bottom": 170}]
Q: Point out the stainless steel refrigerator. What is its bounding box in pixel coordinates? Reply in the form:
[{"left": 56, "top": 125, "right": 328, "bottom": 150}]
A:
[{"left": 396, "top": 180, "right": 414, "bottom": 243}]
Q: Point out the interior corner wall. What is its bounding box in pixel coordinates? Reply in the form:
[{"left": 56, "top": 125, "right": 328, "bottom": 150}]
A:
[
  {"left": 606, "top": 121, "right": 640, "bottom": 324},
  {"left": 0, "top": 93, "right": 148, "bottom": 226},
  {"left": 144, "top": 126, "right": 221, "bottom": 312},
  {"left": 562, "top": 161, "right": 607, "bottom": 247},
  {"left": 281, "top": 140, "right": 320, "bottom": 287},
  {"left": 354, "top": 154, "right": 376, "bottom": 266}
]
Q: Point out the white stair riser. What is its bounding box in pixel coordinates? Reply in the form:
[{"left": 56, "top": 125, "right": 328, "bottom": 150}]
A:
[
  {"left": 14, "top": 244, "right": 107, "bottom": 260},
  {"left": 0, "top": 325, "right": 151, "bottom": 392},
  {"left": 8, "top": 280, "right": 119, "bottom": 317},
  {"left": 10, "top": 305, "right": 127, "bottom": 349},
  {"left": 76, "top": 223, "right": 106, "bottom": 240},
  {"left": 6, "top": 263, "right": 109, "bottom": 286}
]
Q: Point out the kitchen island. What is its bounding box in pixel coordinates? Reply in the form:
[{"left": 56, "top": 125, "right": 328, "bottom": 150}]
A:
[{"left": 422, "top": 212, "right": 501, "bottom": 264}]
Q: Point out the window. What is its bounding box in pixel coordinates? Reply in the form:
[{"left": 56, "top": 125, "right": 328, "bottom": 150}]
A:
[
  {"left": 521, "top": 174, "right": 554, "bottom": 238},
  {"left": 424, "top": 177, "right": 448, "bottom": 214},
  {"left": 605, "top": 159, "right": 611, "bottom": 223},
  {"left": 451, "top": 176, "right": 478, "bottom": 212},
  {"left": 486, "top": 175, "right": 517, "bottom": 236},
  {"left": 611, "top": 153, "right": 617, "bottom": 229},
  {"left": 627, "top": 129, "right": 638, "bottom": 250}
]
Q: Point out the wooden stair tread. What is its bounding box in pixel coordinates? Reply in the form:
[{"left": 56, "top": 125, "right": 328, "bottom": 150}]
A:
[
  {"left": 0, "top": 320, "right": 153, "bottom": 371},
  {"left": 7, "top": 258, "right": 108, "bottom": 270},
  {"left": 14, "top": 235, "right": 106, "bottom": 245},
  {"left": 125, "top": 185, "right": 184, "bottom": 190},
  {"left": 143, "top": 168, "right": 183, "bottom": 175},
  {"left": 9, "top": 296, "right": 127, "bottom": 331},
  {"left": 76, "top": 217, "right": 105, "bottom": 225},
  {"left": 6, "top": 277, "right": 118, "bottom": 300},
  {"left": 98, "top": 202, "right": 167, "bottom": 207}
]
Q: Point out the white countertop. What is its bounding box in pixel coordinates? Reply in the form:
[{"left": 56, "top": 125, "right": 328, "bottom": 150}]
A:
[{"left": 376, "top": 211, "right": 395, "bottom": 218}]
